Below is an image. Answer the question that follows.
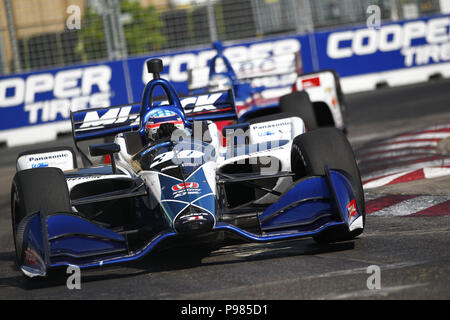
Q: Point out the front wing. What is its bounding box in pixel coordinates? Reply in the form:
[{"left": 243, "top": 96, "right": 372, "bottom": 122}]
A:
[{"left": 16, "top": 169, "right": 362, "bottom": 278}]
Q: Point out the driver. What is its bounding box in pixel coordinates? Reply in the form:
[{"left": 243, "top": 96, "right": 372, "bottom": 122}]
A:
[{"left": 145, "top": 108, "right": 186, "bottom": 143}]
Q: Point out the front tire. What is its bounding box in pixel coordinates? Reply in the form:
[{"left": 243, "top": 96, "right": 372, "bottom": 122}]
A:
[
  {"left": 11, "top": 167, "right": 71, "bottom": 266},
  {"left": 290, "top": 128, "right": 365, "bottom": 243}
]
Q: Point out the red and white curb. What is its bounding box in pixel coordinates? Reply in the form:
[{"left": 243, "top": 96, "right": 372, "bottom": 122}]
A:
[
  {"left": 365, "top": 194, "right": 450, "bottom": 217},
  {"left": 357, "top": 123, "right": 450, "bottom": 189},
  {"left": 362, "top": 166, "right": 450, "bottom": 189}
]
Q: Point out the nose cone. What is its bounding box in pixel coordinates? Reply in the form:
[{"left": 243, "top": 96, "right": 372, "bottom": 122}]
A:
[{"left": 174, "top": 210, "right": 215, "bottom": 235}]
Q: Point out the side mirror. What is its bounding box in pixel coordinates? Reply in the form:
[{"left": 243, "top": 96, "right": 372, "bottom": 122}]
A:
[{"left": 89, "top": 143, "right": 121, "bottom": 173}]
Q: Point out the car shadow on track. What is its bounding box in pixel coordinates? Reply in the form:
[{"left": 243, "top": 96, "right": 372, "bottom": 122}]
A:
[
  {"left": 0, "top": 251, "right": 27, "bottom": 290},
  {"left": 1, "top": 238, "right": 356, "bottom": 290},
  {"left": 200, "top": 238, "right": 355, "bottom": 265}
]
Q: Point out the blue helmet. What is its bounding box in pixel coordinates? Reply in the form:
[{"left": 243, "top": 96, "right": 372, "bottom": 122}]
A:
[{"left": 145, "top": 108, "right": 185, "bottom": 141}]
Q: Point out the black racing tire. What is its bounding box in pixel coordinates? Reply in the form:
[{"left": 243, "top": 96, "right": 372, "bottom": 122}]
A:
[
  {"left": 11, "top": 167, "right": 71, "bottom": 266},
  {"left": 290, "top": 128, "right": 365, "bottom": 243},
  {"left": 279, "top": 91, "right": 318, "bottom": 131}
]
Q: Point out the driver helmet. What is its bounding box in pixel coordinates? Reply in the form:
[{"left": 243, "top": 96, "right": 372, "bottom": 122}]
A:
[
  {"left": 208, "top": 74, "right": 232, "bottom": 92},
  {"left": 145, "top": 109, "right": 184, "bottom": 141}
]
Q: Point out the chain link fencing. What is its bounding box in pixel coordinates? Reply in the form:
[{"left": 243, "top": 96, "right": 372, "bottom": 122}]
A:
[{"left": 0, "top": 0, "right": 443, "bottom": 75}]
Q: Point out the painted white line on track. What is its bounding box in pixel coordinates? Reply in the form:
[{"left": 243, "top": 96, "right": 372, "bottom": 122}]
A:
[
  {"left": 178, "top": 260, "right": 430, "bottom": 299},
  {"left": 320, "top": 283, "right": 429, "bottom": 300}
]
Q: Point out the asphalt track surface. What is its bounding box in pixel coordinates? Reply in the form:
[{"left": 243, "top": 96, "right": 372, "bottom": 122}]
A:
[{"left": 0, "top": 79, "right": 449, "bottom": 301}]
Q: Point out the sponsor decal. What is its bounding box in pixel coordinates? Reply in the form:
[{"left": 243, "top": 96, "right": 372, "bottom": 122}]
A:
[
  {"left": 346, "top": 199, "right": 358, "bottom": 221},
  {"left": 177, "top": 92, "right": 226, "bottom": 114},
  {"left": 150, "top": 149, "right": 207, "bottom": 168},
  {"left": 251, "top": 119, "right": 292, "bottom": 142},
  {"left": 28, "top": 153, "right": 69, "bottom": 162},
  {"left": 79, "top": 105, "right": 139, "bottom": 129},
  {"left": 302, "top": 77, "right": 321, "bottom": 88},
  {"left": 257, "top": 131, "right": 275, "bottom": 137},
  {"left": 0, "top": 65, "right": 113, "bottom": 125},
  {"left": 184, "top": 214, "right": 206, "bottom": 221},
  {"left": 171, "top": 182, "right": 201, "bottom": 198},
  {"left": 252, "top": 121, "right": 290, "bottom": 130},
  {"left": 24, "top": 247, "right": 39, "bottom": 266},
  {"left": 79, "top": 92, "right": 227, "bottom": 129},
  {"left": 17, "top": 151, "right": 73, "bottom": 171},
  {"left": 4, "top": 16, "right": 450, "bottom": 145},
  {"left": 31, "top": 162, "right": 49, "bottom": 168},
  {"left": 171, "top": 182, "right": 199, "bottom": 191},
  {"left": 326, "top": 16, "right": 450, "bottom": 67},
  {"left": 66, "top": 176, "right": 103, "bottom": 181}
]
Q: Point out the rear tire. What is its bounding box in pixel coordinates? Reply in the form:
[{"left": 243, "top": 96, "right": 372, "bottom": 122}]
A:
[
  {"left": 290, "top": 128, "right": 365, "bottom": 243},
  {"left": 11, "top": 167, "right": 71, "bottom": 266},
  {"left": 279, "top": 91, "right": 318, "bottom": 131}
]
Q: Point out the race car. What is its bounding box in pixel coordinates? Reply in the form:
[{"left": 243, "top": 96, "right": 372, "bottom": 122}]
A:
[
  {"left": 188, "top": 41, "right": 348, "bottom": 133},
  {"left": 10, "top": 59, "right": 365, "bottom": 279}
]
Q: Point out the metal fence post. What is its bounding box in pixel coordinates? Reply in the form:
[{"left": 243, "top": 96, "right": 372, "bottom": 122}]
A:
[
  {"left": 390, "top": 0, "right": 400, "bottom": 20},
  {"left": 0, "top": 27, "right": 7, "bottom": 74},
  {"left": 100, "top": 0, "right": 118, "bottom": 60},
  {"left": 207, "top": 0, "right": 218, "bottom": 43},
  {"left": 295, "top": 0, "right": 314, "bottom": 34},
  {"left": 4, "top": 0, "right": 21, "bottom": 72},
  {"left": 108, "top": 0, "right": 127, "bottom": 59}
]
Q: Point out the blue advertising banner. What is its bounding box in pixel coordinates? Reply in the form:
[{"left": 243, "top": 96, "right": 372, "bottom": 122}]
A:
[
  {"left": 0, "top": 60, "right": 129, "bottom": 131},
  {"left": 313, "top": 14, "right": 450, "bottom": 76},
  {"left": 1, "top": 14, "right": 450, "bottom": 146},
  {"left": 126, "top": 35, "right": 308, "bottom": 102}
]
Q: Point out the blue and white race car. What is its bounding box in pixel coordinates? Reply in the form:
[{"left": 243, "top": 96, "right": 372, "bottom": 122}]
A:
[
  {"left": 188, "top": 41, "right": 348, "bottom": 133},
  {"left": 11, "top": 59, "right": 364, "bottom": 279}
]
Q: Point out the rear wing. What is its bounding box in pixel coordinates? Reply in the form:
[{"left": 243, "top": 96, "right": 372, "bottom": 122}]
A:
[
  {"left": 71, "top": 103, "right": 142, "bottom": 142},
  {"left": 70, "top": 89, "right": 237, "bottom": 143},
  {"left": 177, "top": 89, "right": 237, "bottom": 122},
  {"left": 188, "top": 52, "right": 302, "bottom": 91},
  {"left": 293, "top": 70, "right": 347, "bottom": 129},
  {"left": 294, "top": 70, "right": 345, "bottom": 105}
]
